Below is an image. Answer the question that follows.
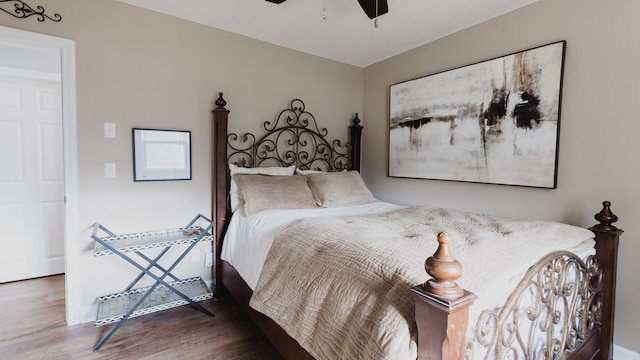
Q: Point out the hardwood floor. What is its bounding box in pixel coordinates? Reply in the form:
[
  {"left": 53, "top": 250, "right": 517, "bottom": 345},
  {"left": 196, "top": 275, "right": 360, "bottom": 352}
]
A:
[{"left": 0, "top": 275, "right": 283, "bottom": 360}]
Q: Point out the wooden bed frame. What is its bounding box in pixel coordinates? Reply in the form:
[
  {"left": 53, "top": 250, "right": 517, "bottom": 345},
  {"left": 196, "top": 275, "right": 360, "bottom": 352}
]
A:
[{"left": 211, "top": 93, "right": 622, "bottom": 360}]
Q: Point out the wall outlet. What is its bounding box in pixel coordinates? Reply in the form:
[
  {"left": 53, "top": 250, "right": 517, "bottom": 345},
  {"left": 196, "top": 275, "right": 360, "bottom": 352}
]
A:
[
  {"left": 191, "top": 248, "right": 200, "bottom": 262},
  {"left": 204, "top": 252, "right": 213, "bottom": 267}
]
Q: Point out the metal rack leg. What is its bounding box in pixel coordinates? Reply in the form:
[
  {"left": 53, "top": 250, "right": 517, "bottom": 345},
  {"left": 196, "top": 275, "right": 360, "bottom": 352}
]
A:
[
  {"left": 93, "top": 283, "right": 160, "bottom": 351},
  {"left": 124, "top": 247, "right": 179, "bottom": 291}
]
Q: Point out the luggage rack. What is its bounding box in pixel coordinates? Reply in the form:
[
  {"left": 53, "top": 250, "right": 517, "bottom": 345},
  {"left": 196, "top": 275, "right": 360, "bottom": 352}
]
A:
[{"left": 91, "top": 214, "right": 215, "bottom": 350}]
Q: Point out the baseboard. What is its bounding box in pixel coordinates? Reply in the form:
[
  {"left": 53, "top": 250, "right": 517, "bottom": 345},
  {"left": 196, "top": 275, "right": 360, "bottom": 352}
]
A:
[{"left": 615, "top": 345, "right": 640, "bottom": 360}]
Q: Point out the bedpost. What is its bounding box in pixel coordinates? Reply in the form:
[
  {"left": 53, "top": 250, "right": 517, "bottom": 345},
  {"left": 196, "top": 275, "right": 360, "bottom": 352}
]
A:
[
  {"left": 589, "top": 201, "right": 623, "bottom": 360},
  {"left": 410, "top": 232, "right": 477, "bottom": 360},
  {"left": 212, "top": 92, "right": 230, "bottom": 298},
  {"left": 349, "top": 113, "right": 363, "bottom": 171}
]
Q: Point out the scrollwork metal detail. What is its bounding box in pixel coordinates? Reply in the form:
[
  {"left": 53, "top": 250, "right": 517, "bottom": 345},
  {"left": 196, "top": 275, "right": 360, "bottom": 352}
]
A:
[
  {"left": 228, "top": 99, "right": 352, "bottom": 171},
  {"left": 0, "top": 0, "right": 62, "bottom": 22},
  {"left": 471, "top": 251, "right": 603, "bottom": 360}
]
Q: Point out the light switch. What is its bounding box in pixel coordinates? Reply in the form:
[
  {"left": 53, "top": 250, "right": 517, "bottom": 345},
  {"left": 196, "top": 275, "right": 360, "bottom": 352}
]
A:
[
  {"left": 104, "top": 122, "right": 116, "bottom": 138},
  {"left": 105, "top": 163, "right": 116, "bottom": 178}
]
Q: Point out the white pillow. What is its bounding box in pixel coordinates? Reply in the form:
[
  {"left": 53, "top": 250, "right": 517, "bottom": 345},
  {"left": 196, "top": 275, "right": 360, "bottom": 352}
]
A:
[
  {"left": 229, "top": 164, "right": 295, "bottom": 212},
  {"left": 295, "top": 168, "right": 324, "bottom": 175},
  {"left": 295, "top": 168, "right": 347, "bottom": 175}
]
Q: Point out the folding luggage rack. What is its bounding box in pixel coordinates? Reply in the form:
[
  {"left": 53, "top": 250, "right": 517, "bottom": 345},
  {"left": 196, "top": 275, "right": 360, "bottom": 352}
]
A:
[{"left": 91, "top": 214, "right": 215, "bottom": 350}]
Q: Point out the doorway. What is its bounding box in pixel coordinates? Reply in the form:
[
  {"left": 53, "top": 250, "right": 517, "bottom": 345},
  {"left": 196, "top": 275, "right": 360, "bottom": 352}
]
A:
[
  {"left": 0, "top": 25, "right": 79, "bottom": 325},
  {"left": 0, "top": 65, "right": 64, "bottom": 282}
]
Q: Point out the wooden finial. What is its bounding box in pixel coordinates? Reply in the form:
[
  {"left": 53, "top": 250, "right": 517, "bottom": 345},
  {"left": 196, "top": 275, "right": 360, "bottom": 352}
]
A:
[
  {"left": 215, "top": 92, "right": 227, "bottom": 110},
  {"left": 352, "top": 113, "right": 362, "bottom": 126},
  {"left": 594, "top": 201, "right": 618, "bottom": 232},
  {"left": 423, "top": 232, "right": 464, "bottom": 299}
]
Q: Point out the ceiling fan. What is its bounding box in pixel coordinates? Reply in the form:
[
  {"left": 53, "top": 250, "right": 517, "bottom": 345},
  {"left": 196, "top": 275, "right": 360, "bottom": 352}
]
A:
[{"left": 265, "top": 0, "right": 389, "bottom": 19}]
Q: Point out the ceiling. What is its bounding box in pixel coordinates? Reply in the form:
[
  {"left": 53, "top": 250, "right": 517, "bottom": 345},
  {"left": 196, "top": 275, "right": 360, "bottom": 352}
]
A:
[{"left": 118, "top": 0, "right": 537, "bottom": 67}]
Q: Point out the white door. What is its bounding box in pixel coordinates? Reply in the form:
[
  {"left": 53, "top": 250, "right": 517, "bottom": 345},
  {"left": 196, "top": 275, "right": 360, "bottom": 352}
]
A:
[{"left": 0, "top": 67, "right": 64, "bottom": 283}]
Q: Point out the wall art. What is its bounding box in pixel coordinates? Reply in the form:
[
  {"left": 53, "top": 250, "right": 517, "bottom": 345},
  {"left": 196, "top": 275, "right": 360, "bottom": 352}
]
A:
[
  {"left": 133, "top": 128, "right": 192, "bottom": 181},
  {"left": 389, "top": 41, "right": 566, "bottom": 188}
]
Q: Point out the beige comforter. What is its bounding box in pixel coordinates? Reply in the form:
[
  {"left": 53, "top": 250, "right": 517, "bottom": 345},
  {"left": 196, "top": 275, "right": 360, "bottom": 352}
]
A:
[{"left": 249, "top": 206, "right": 594, "bottom": 360}]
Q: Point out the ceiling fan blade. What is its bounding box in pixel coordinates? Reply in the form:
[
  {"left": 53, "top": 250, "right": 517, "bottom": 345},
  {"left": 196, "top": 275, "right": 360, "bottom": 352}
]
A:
[
  {"left": 264, "top": 0, "right": 388, "bottom": 19},
  {"left": 358, "top": 0, "right": 388, "bottom": 19}
]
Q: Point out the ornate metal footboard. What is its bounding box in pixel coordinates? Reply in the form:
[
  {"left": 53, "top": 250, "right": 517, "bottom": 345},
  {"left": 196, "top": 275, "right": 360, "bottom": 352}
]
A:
[
  {"left": 412, "top": 202, "right": 621, "bottom": 360},
  {"left": 470, "top": 251, "right": 603, "bottom": 359}
]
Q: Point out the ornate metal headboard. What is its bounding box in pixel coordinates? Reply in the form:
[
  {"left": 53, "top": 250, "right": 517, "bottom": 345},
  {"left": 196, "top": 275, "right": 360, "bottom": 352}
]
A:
[
  {"left": 211, "top": 93, "right": 363, "bottom": 289},
  {"left": 227, "top": 98, "right": 360, "bottom": 172}
]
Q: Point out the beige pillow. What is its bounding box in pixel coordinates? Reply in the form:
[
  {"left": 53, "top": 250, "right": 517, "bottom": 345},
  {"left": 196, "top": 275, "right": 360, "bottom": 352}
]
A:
[
  {"left": 229, "top": 164, "right": 295, "bottom": 212},
  {"left": 233, "top": 174, "right": 317, "bottom": 216},
  {"left": 304, "top": 170, "right": 376, "bottom": 207}
]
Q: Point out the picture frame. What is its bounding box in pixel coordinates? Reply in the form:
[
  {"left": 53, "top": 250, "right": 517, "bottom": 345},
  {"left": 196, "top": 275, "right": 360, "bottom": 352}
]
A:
[
  {"left": 132, "top": 128, "right": 192, "bottom": 182},
  {"left": 389, "top": 41, "right": 566, "bottom": 188}
]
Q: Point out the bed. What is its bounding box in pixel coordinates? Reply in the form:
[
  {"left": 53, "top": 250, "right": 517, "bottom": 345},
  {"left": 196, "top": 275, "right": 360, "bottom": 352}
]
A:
[{"left": 210, "top": 93, "right": 622, "bottom": 360}]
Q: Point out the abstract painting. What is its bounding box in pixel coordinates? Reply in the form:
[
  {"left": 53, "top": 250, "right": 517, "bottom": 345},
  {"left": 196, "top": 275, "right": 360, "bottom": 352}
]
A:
[{"left": 389, "top": 41, "right": 566, "bottom": 188}]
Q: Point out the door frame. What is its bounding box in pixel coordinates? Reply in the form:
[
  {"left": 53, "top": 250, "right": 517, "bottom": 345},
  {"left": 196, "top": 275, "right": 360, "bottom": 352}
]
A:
[{"left": 0, "top": 26, "right": 80, "bottom": 325}]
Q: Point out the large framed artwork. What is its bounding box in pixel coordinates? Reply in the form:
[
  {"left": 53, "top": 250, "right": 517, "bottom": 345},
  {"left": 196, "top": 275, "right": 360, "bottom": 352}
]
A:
[{"left": 389, "top": 41, "right": 566, "bottom": 188}]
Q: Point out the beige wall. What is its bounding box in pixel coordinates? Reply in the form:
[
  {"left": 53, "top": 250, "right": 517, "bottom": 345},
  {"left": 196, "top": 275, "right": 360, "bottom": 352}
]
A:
[
  {"left": 1, "top": 0, "right": 637, "bottom": 353},
  {"left": 363, "top": 0, "right": 639, "bottom": 351},
  {"left": 0, "top": 0, "right": 363, "bottom": 323}
]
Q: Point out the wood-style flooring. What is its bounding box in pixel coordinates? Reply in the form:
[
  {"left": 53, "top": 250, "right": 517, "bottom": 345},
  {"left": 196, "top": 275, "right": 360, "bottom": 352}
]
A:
[{"left": 0, "top": 275, "right": 283, "bottom": 360}]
